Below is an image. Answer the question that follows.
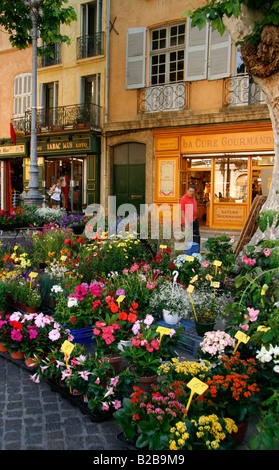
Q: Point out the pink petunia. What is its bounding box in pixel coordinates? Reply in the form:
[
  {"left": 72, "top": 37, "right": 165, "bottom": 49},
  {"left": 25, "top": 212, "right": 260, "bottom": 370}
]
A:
[{"left": 247, "top": 307, "right": 259, "bottom": 322}]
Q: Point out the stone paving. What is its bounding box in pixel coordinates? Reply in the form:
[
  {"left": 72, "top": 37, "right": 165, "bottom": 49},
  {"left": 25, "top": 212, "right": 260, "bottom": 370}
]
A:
[{"left": 0, "top": 352, "right": 259, "bottom": 452}]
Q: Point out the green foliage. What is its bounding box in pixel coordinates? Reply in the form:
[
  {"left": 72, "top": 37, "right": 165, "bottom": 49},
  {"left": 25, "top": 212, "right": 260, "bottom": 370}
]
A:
[
  {"left": 204, "top": 235, "right": 235, "bottom": 269},
  {"left": 184, "top": 0, "right": 279, "bottom": 46},
  {"left": 257, "top": 210, "right": 279, "bottom": 232},
  {"left": 250, "top": 389, "right": 279, "bottom": 450},
  {"left": 0, "top": 0, "right": 77, "bottom": 52}
]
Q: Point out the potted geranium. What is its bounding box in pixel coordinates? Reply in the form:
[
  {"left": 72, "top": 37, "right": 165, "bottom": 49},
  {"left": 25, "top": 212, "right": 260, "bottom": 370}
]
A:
[{"left": 93, "top": 313, "right": 124, "bottom": 373}]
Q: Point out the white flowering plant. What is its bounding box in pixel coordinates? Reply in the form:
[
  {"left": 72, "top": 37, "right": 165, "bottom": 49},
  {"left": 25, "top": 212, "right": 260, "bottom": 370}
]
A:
[
  {"left": 255, "top": 344, "right": 279, "bottom": 391},
  {"left": 188, "top": 285, "right": 233, "bottom": 324},
  {"left": 149, "top": 280, "right": 190, "bottom": 319}
]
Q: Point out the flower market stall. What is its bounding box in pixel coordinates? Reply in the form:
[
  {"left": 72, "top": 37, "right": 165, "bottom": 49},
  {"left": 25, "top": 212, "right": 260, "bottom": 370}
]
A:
[{"left": 0, "top": 206, "right": 278, "bottom": 450}]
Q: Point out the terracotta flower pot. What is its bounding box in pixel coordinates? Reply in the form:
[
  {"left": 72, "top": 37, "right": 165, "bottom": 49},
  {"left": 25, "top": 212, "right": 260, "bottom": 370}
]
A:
[
  {"left": 11, "top": 351, "right": 25, "bottom": 360},
  {"left": 137, "top": 374, "right": 157, "bottom": 392},
  {"left": 231, "top": 420, "right": 249, "bottom": 445},
  {"left": 101, "top": 356, "right": 123, "bottom": 374},
  {"left": 0, "top": 343, "right": 9, "bottom": 352}
]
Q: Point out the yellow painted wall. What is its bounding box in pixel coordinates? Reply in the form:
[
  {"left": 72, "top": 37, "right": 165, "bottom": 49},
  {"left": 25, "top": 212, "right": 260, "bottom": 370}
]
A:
[
  {"left": 0, "top": 34, "right": 32, "bottom": 138},
  {"left": 109, "top": 0, "right": 223, "bottom": 123},
  {"left": 37, "top": 0, "right": 107, "bottom": 123}
]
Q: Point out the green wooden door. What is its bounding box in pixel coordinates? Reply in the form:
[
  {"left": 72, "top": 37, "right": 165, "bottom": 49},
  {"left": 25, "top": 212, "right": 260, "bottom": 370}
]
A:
[{"left": 113, "top": 143, "right": 145, "bottom": 215}]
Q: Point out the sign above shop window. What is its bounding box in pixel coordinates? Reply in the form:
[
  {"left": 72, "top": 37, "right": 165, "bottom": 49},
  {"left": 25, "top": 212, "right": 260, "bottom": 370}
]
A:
[
  {"left": 37, "top": 136, "right": 100, "bottom": 155},
  {"left": 0, "top": 143, "right": 26, "bottom": 157}
]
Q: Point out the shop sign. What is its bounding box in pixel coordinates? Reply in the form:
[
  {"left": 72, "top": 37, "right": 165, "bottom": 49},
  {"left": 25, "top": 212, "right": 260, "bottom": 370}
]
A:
[
  {"left": 215, "top": 205, "right": 245, "bottom": 223},
  {"left": 37, "top": 137, "right": 93, "bottom": 154},
  {"left": 181, "top": 131, "right": 274, "bottom": 154},
  {"left": 0, "top": 144, "right": 26, "bottom": 156}
]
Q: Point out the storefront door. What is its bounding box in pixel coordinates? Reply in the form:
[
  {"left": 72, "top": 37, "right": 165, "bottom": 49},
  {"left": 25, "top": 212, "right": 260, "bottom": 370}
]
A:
[
  {"left": 113, "top": 143, "right": 146, "bottom": 215},
  {"left": 45, "top": 156, "right": 84, "bottom": 212}
]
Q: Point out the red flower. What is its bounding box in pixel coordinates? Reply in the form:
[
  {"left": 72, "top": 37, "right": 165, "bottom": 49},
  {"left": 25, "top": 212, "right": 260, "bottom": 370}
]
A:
[
  {"left": 169, "top": 263, "right": 175, "bottom": 270},
  {"left": 118, "top": 311, "right": 127, "bottom": 321},
  {"left": 131, "top": 300, "right": 138, "bottom": 310},
  {"left": 77, "top": 237, "right": 84, "bottom": 244},
  {"left": 127, "top": 312, "right": 137, "bottom": 323},
  {"left": 11, "top": 321, "right": 23, "bottom": 330},
  {"left": 70, "top": 317, "right": 76, "bottom": 324}
]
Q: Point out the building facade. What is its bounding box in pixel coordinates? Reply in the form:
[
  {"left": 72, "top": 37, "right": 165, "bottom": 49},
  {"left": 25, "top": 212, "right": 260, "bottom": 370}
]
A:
[
  {"left": 0, "top": 0, "right": 107, "bottom": 212},
  {"left": 103, "top": 0, "right": 273, "bottom": 229}
]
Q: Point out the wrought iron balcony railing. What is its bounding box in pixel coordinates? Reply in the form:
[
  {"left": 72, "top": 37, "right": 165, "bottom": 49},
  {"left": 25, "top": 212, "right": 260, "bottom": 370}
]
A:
[
  {"left": 223, "top": 74, "right": 265, "bottom": 107},
  {"left": 137, "top": 82, "right": 188, "bottom": 113},
  {"left": 12, "top": 102, "right": 101, "bottom": 135},
  {"left": 76, "top": 32, "right": 105, "bottom": 59},
  {"left": 37, "top": 43, "right": 61, "bottom": 68}
]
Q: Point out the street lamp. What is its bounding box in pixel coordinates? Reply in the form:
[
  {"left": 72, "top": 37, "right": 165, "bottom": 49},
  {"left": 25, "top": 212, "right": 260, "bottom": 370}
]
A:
[{"left": 23, "top": 0, "right": 43, "bottom": 207}]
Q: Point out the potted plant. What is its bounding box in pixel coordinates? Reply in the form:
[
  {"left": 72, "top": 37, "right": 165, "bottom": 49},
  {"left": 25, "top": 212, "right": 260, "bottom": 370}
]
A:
[
  {"left": 149, "top": 280, "right": 190, "bottom": 325},
  {"left": 93, "top": 315, "right": 124, "bottom": 373},
  {"left": 199, "top": 330, "right": 236, "bottom": 364},
  {"left": 173, "top": 253, "right": 201, "bottom": 286},
  {"left": 120, "top": 314, "right": 163, "bottom": 390},
  {"left": 0, "top": 282, "right": 6, "bottom": 313}
]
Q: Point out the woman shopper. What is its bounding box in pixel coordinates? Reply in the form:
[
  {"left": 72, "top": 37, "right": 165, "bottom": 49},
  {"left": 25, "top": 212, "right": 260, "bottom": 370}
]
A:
[{"left": 49, "top": 179, "right": 62, "bottom": 209}]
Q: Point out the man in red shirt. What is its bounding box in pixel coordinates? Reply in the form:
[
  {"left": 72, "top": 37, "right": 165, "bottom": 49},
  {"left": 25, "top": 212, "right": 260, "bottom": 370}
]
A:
[{"left": 180, "top": 184, "right": 200, "bottom": 249}]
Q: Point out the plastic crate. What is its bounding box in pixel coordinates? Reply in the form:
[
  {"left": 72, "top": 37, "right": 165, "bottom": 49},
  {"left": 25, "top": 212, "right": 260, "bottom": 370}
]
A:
[
  {"left": 176, "top": 328, "right": 203, "bottom": 357},
  {"left": 69, "top": 326, "right": 96, "bottom": 345},
  {"left": 185, "top": 242, "right": 199, "bottom": 256}
]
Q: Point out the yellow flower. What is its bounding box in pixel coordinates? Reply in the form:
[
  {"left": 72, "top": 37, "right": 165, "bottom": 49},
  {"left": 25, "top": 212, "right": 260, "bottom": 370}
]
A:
[
  {"left": 48, "top": 251, "right": 55, "bottom": 258},
  {"left": 169, "top": 440, "right": 178, "bottom": 451}
]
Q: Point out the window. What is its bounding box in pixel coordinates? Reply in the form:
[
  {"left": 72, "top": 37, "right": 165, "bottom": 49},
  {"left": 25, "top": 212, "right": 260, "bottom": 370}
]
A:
[
  {"left": 185, "top": 18, "right": 231, "bottom": 81},
  {"left": 39, "top": 82, "right": 59, "bottom": 127},
  {"left": 150, "top": 23, "right": 185, "bottom": 85},
  {"left": 13, "top": 73, "right": 32, "bottom": 118}
]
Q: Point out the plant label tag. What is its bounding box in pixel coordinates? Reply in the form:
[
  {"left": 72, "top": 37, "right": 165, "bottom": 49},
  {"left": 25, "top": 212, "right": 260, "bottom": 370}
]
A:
[
  {"left": 159, "top": 245, "right": 167, "bottom": 250},
  {"left": 233, "top": 330, "right": 250, "bottom": 353},
  {"left": 156, "top": 326, "right": 172, "bottom": 344},
  {"left": 187, "top": 285, "right": 194, "bottom": 293},
  {"left": 185, "top": 378, "right": 208, "bottom": 414},
  {"left": 61, "top": 340, "right": 75, "bottom": 356},
  {"left": 29, "top": 272, "right": 38, "bottom": 279},
  {"left": 60, "top": 255, "right": 67, "bottom": 261},
  {"left": 117, "top": 295, "right": 125, "bottom": 304},
  {"left": 186, "top": 255, "right": 194, "bottom": 262},
  {"left": 213, "top": 260, "right": 222, "bottom": 267},
  {"left": 211, "top": 281, "right": 220, "bottom": 288}
]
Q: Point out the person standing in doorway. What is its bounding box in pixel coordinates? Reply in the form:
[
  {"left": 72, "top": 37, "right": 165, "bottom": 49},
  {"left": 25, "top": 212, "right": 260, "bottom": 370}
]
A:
[
  {"left": 180, "top": 184, "right": 200, "bottom": 248},
  {"left": 50, "top": 179, "right": 62, "bottom": 210}
]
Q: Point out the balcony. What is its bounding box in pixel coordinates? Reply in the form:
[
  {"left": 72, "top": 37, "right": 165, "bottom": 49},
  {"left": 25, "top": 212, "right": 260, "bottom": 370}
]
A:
[
  {"left": 137, "top": 82, "right": 188, "bottom": 113},
  {"left": 76, "top": 32, "right": 105, "bottom": 60},
  {"left": 37, "top": 43, "right": 61, "bottom": 68},
  {"left": 223, "top": 74, "right": 265, "bottom": 107},
  {"left": 12, "top": 103, "right": 102, "bottom": 135}
]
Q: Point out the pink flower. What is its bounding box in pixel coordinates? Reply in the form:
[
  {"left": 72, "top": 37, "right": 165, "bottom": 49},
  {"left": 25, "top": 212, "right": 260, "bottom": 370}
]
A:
[
  {"left": 101, "top": 402, "right": 110, "bottom": 411},
  {"left": 48, "top": 329, "right": 61, "bottom": 341},
  {"left": 78, "top": 371, "right": 91, "bottom": 381},
  {"left": 11, "top": 329, "right": 22, "bottom": 341},
  {"left": 61, "top": 369, "right": 72, "bottom": 380},
  {"left": 144, "top": 314, "right": 154, "bottom": 326},
  {"left": 113, "top": 400, "right": 122, "bottom": 410},
  {"left": 29, "top": 328, "right": 38, "bottom": 339},
  {"left": 95, "top": 378, "right": 100, "bottom": 384},
  {"left": 241, "top": 323, "right": 249, "bottom": 331},
  {"left": 110, "top": 376, "right": 119, "bottom": 387},
  {"left": 243, "top": 256, "right": 256, "bottom": 266},
  {"left": 263, "top": 248, "right": 271, "bottom": 257},
  {"left": 247, "top": 307, "right": 259, "bottom": 322}
]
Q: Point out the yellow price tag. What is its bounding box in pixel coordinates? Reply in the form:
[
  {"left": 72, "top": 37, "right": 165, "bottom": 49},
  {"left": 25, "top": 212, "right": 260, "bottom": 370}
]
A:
[
  {"left": 186, "top": 255, "right": 194, "bottom": 262},
  {"left": 156, "top": 326, "right": 172, "bottom": 344},
  {"left": 211, "top": 281, "right": 220, "bottom": 288},
  {"left": 159, "top": 245, "right": 167, "bottom": 249},
  {"left": 117, "top": 295, "right": 125, "bottom": 304},
  {"left": 190, "top": 275, "right": 198, "bottom": 284},
  {"left": 233, "top": 330, "right": 250, "bottom": 353},
  {"left": 61, "top": 340, "right": 75, "bottom": 356},
  {"left": 187, "top": 284, "right": 194, "bottom": 293},
  {"left": 60, "top": 255, "right": 67, "bottom": 261},
  {"left": 185, "top": 378, "right": 208, "bottom": 415},
  {"left": 213, "top": 260, "right": 222, "bottom": 267},
  {"left": 29, "top": 272, "right": 38, "bottom": 279}
]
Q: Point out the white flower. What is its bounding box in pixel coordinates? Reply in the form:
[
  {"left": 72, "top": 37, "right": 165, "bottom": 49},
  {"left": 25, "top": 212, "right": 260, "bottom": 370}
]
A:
[
  {"left": 67, "top": 297, "right": 78, "bottom": 308},
  {"left": 51, "top": 285, "right": 63, "bottom": 293}
]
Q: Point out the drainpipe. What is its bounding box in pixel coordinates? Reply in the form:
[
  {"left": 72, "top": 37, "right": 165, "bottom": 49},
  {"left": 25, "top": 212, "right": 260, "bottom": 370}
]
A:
[{"left": 105, "top": 0, "right": 110, "bottom": 124}]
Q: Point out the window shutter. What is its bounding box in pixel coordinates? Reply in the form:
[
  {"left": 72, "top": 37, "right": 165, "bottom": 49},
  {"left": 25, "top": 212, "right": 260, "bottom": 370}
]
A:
[
  {"left": 208, "top": 28, "right": 231, "bottom": 80},
  {"left": 126, "top": 27, "right": 146, "bottom": 89},
  {"left": 185, "top": 17, "right": 208, "bottom": 81}
]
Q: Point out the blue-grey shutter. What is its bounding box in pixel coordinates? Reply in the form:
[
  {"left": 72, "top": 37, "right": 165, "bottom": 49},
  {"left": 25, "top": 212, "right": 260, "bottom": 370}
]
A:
[
  {"left": 185, "top": 17, "right": 208, "bottom": 81},
  {"left": 208, "top": 28, "right": 231, "bottom": 80},
  {"left": 126, "top": 27, "right": 146, "bottom": 89}
]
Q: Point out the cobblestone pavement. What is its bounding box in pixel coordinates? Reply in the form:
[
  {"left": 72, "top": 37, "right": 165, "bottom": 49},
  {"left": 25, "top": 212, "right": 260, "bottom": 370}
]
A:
[
  {"left": 0, "top": 355, "right": 126, "bottom": 451},
  {"left": 0, "top": 353, "right": 259, "bottom": 452}
]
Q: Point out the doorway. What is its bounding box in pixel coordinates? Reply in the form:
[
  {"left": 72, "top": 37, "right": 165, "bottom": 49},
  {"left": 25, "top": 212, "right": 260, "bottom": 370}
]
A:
[
  {"left": 113, "top": 143, "right": 146, "bottom": 215},
  {"left": 186, "top": 158, "right": 211, "bottom": 226},
  {"left": 45, "top": 156, "right": 84, "bottom": 212}
]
